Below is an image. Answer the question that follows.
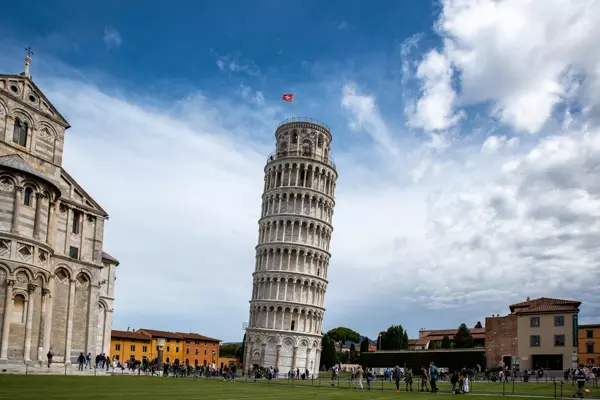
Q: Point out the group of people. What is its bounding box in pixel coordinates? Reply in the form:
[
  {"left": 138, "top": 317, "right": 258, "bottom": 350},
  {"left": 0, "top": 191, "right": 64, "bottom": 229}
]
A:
[{"left": 76, "top": 352, "right": 113, "bottom": 371}]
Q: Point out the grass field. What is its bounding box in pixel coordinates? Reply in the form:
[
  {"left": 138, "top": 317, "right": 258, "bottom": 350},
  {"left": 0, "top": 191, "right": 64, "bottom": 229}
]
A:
[{"left": 1, "top": 375, "right": 598, "bottom": 400}]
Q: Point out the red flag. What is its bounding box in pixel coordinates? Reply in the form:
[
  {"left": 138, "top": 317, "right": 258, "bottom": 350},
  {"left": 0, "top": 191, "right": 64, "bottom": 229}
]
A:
[{"left": 282, "top": 93, "right": 294, "bottom": 102}]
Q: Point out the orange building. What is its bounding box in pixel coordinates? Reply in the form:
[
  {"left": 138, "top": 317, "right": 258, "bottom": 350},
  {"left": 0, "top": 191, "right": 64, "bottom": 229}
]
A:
[
  {"left": 111, "top": 330, "right": 152, "bottom": 362},
  {"left": 177, "top": 332, "right": 221, "bottom": 367},
  {"left": 578, "top": 324, "right": 600, "bottom": 366}
]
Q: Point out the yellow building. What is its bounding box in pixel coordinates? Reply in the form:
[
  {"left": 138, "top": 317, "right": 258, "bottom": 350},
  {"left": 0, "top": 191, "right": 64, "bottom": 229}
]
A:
[
  {"left": 110, "top": 330, "right": 152, "bottom": 362},
  {"left": 111, "top": 329, "right": 221, "bottom": 366},
  {"left": 137, "top": 329, "right": 186, "bottom": 365}
]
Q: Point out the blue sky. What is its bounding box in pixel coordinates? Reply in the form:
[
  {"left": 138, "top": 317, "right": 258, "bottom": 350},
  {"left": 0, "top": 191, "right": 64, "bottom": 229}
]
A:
[{"left": 2, "top": 0, "right": 600, "bottom": 342}]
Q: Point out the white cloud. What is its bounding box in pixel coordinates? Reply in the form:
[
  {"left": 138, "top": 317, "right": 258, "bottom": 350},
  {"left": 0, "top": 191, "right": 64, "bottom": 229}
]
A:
[
  {"left": 413, "top": 0, "right": 600, "bottom": 134},
  {"left": 481, "top": 135, "right": 519, "bottom": 154},
  {"left": 215, "top": 54, "right": 260, "bottom": 76},
  {"left": 409, "top": 50, "right": 462, "bottom": 131},
  {"left": 103, "top": 26, "right": 122, "bottom": 49}
]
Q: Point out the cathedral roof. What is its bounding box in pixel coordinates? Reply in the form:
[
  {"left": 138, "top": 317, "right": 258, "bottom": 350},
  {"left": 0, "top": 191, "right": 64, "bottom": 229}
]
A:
[
  {"left": 0, "top": 73, "right": 70, "bottom": 128},
  {"left": 0, "top": 154, "right": 61, "bottom": 190},
  {"left": 102, "top": 251, "right": 120, "bottom": 266}
]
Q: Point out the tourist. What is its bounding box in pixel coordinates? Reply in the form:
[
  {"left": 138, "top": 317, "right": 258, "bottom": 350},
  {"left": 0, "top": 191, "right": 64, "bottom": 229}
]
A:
[
  {"left": 366, "top": 367, "right": 373, "bottom": 390},
  {"left": 393, "top": 365, "right": 402, "bottom": 392},
  {"left": 574, "top": 363, "right": 586, "bottom": 399},
  {"left": 77, "top": 352, "right": 85, "bottom": 371},
  {"left": 355, "top": 365, "right": 364, "bottom": 389},
  {"left": 421, "top": 366, "right": 430, "bottom": 392},
  {"left": 451, "top": 370, "right": 459, "bottom": 393},
  {"left": 430, "top": 361, "right": 439, "bottom": 392},
  {"left": 405, "top": 367, "right": 414, "bottom": 392},
  {"left": 47, "top": 350, "right": 53, "bottom": 368},
  {"left": 462, "top": 369, "right": 470, "bottom": 393}
]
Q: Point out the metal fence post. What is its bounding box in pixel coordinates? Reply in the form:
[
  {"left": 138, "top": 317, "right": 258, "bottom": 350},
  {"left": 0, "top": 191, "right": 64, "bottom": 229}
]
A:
[{"left": 64, "top": 364, "right": 67, "bottom": 376}]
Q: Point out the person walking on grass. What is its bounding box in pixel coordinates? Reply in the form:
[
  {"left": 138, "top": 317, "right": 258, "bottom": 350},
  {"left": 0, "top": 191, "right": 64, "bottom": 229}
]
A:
[
  {"left": 430, "top": 361, "right": 439, "bottom": 393},
  {"left": 574, "top": 364, "right": 586, "bottom": 399},
  {"left": 355, "top": 365, "right": 364, "bottom": 389},
  {"left": 405, "top": 367, "right": 414, "bottom": 392},
  {"left": 366, "top": 367, "right": 374, "bottom": 390},
  {"left": 393, "top": 365, "right": 402, "bottom": 392},
  {"left": 421, "top": 366, "right": 430, "bottom": 392}
]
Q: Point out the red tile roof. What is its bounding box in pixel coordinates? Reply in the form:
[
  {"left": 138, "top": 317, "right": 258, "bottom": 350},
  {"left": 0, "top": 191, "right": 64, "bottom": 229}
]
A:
[
  {"left": 111, "top": 330, "right": 151, "bottom": 341},
  {"left": 137, "top": 329, "right": 184, "bottom": 340},
  {"left": 176, "top": 332, "right": 220, "bottom": 342},
  {"left": 415, "top": 328, "right": 486, "bottom": 345},
  {"left": 509, "top": 297, "right": 580, "bottom": 314}
]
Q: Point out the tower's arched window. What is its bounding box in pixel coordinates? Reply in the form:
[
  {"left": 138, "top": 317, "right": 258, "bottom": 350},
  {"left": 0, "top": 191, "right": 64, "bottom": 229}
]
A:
[
  {"left": 279, "top": 141, "right": 288, "bottom": 156},
  {"left": 318, "top": 135, "right": 323, "bottom": 148},
  {"left": 12, "top": 119, "right": 28, "bottom": 147},
  {"left": 23, "top": 187, "right": 33, "bottom": 206},
  {"left": 12, "top": 294, "right": 26, "bottom": 323},
  {"left": 292, "top": 132, "right": 298, "bottom": 144}
]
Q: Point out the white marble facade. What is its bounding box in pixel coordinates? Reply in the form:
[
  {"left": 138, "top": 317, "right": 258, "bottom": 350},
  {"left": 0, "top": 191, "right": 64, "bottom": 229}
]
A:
[
  {"left": 243, "top": 118, "right": 338, "bottom": 377},
  {"left": 0, "top": 56, "right": 119, "bottom": 364}
]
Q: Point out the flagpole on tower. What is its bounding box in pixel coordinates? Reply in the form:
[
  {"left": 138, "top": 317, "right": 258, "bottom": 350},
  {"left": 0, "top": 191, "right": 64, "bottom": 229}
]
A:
[{"left": 293, "top": 93, "right": 296, "bottom": 119}]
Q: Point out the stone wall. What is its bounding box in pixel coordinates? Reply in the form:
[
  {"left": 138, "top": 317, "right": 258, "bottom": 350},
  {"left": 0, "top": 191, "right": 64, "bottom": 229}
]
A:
[{"left": 485, "top": 314, "right": 518, "bottom": 369}]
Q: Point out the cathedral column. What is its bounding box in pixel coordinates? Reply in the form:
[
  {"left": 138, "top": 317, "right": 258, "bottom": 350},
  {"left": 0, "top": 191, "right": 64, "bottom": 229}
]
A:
[
  {"left": 292, "top": 346, "right": 298, "bottom": 370},
  {"left": 23, "top": 283, "right": 39, "bottom": 360},
  {"left": 42, "top": 277, "right": 55, "bottom": 357},
  {"left": 11, "top": 186, "right": 23, "bottom": 234},
  {"left": 4, "top": 116, "right": 14, "bottom": 143},
  {"left": 78, "top": 212, "right": 85, "bottom": 261},
  {"left": 46, "top": 201, "right": 56, "bottom": 246},
  {"left": 275, "top": 344, "right": 281, "bottom": 370},
  {"left": 0, "top": 279, "right": 15, "bottom": 359},
  {"left": 38, "top": 288, "right": 50, "bottom": 361},
  {"left": 102, "top": 308, "right": 113, "bottom": 355},
  {"left": 33, "top": 193, "right": 44, "bottom": 240},
  {"left": 64, "top": 278, "right": 76, "bottom": 364}
]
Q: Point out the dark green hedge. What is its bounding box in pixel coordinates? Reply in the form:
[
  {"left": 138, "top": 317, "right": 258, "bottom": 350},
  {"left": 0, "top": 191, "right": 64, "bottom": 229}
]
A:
[{"left": 361, "top": 349, "right": 485, "bottom": 371}]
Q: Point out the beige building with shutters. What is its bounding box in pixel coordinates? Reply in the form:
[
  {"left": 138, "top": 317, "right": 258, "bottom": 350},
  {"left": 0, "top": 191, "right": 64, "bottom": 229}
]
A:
[{"left": 0, "top": 54, "right": 119, "bottom": 365}]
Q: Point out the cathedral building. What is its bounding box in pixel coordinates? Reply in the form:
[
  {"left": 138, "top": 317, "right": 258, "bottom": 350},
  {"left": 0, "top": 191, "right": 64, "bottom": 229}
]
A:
[{"left": 0, "top": 53, "right": 119, "bottom": 364}]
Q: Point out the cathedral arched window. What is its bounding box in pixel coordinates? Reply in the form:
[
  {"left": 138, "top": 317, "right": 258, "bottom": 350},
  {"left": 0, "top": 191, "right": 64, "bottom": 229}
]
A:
[
  {"left": 12, "top": 118, "right": 28, "bottom": 147},
  {"left": 23, "top": 187, "right": 33, "bottom": 206}
]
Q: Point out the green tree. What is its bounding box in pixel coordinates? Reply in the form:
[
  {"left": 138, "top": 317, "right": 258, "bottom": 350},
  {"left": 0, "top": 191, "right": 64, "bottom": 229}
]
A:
[
  {"left": 320, "top": 333, "right": 337, "bottom": 368},
  {"left": 441, "top": 334, "right": 451, "bottom": 349},
  {"left": 380, "top": 325, "right": 409, "bottom": 350},
  {"left": 360, "top": 337, "right": 370, "bottom": 353},
  {"left": 454, "top": 323, "right": 475, "bottom": 348},
  {"left": 327, "top": 327, "right": 361, "bottom": 351},
  {"left": 441, "top": 335, "right": 450, "bottom": 349},
  {"left": 474, "top": 321, "right": 483, "bottom": 329}
]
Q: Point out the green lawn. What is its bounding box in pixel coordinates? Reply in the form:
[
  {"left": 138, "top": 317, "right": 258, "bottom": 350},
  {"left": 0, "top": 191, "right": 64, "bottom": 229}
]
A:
[{"left": 0, "top": 375, "right": 598, "bottom": 400}]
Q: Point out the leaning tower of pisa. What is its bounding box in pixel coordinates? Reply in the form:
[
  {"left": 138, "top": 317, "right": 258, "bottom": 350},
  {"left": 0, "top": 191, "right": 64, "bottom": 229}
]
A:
[{"left": 242, "top": 117, "right": 337, "bottom": 377}]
